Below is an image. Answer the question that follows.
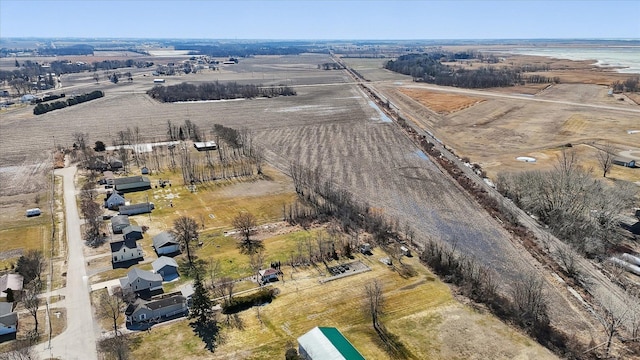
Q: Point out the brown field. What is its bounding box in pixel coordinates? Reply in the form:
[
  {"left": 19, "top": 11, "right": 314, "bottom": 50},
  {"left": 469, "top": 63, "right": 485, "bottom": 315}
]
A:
[
  {"left": 398, "top": 88, "right": 485, "bottom": 114},
  {"left": 1, "top": 50, "right": 638, "bottom": 356}
]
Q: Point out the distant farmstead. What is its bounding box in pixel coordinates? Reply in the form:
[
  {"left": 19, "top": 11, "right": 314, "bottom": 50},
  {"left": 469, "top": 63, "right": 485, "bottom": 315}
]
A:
[
  {"left": 612, "top": 157, "right": 637, "bottom": 168},
  {"left": 193, "top": 141, "right": 218, "bottom": 151}
]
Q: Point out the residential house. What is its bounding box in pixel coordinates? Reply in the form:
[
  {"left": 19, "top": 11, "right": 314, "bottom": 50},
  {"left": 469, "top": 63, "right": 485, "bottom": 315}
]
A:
[
  {"left": 111, "top": 215, "right": 130, "bottom": 234},
  {"left": 110, "top": 238, "right": 144, "bottom": 264},
  {"left": 152, "top": 256, "right": 179, "bottom": 281},
  {"left": 0, "top": 302, "right": 17, "bottom": 335},
  {"left": 114, "top": 176, "right": 151, "bottom": 193},
  {"left": 119, "top": 268, "right": 163, "bottom": 295},
  {"left": 0, "top": 274, "right": 24, "bottom": 299},
  {"left": 123, "top": 225, "right": 143, "bottom": 241},
  {"left": 297, "top": 326, "right": 365, "bottom": 360},
  {"left": 125, "top": 294, "right": 188, "bottom": 325},
  {"left": 153, "top": 232, "right": 180, "bottom": 255},
  {"left": 104, "top": 192, "right": 126, "bottom": 210},
  {"left": 118, "top": 202, "right": 154, "bottom": 216},
  {"left": 259, "top": 268, "right": 279, "bottom": 284}
]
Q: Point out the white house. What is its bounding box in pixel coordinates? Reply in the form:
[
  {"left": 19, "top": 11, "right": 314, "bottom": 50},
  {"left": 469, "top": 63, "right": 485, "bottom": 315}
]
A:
[
  {"left": 153, "top": 232, "right": 180, "bottom": 255},
  {"left": 110, "top": 238, "right": 143, "bottom": 264},
  {"left": 259, "top": 268, "right": 279, "bottom": 284}
]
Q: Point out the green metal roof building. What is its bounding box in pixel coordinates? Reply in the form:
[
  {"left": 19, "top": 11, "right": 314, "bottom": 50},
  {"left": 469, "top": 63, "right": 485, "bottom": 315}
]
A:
[{"left": 297, "top": 326, "right": 365, "bottom": 360}]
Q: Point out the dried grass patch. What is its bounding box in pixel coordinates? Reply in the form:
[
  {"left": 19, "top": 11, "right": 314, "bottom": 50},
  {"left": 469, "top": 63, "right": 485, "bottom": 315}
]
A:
[{"left": 399, "top": 88, "right": 484, "bottom": 114}]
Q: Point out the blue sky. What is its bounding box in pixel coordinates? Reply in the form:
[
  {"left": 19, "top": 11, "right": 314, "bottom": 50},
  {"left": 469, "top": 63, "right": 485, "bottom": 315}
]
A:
[{"left": 1, "top": 0, "right": 639, "bottom": 40}]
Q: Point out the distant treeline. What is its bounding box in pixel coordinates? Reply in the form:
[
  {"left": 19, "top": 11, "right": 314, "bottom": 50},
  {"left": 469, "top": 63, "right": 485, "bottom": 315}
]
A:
[
  {"left": 169, "top": 41, "right": 325, "bottom": 57},
  {"left": 385, "top": 52, "right": 558, "bottom": 88},
  {"left": 33, "top": 90, "right": 104, "bottom": 115},
  {"left": 318, "top": 62, "right": 343, "bottom": 70},
  {"left": 611, "top": 77, "right": 639, "bottom": 92},
  {"left": 147, "top": 81, "right": 296, "bottom": 102}
]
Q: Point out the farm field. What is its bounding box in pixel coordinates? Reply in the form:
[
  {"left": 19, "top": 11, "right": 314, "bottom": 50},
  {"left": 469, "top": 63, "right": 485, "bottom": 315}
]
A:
[{"left": 1, "top": 51, "right": 638, "bottom": 357}]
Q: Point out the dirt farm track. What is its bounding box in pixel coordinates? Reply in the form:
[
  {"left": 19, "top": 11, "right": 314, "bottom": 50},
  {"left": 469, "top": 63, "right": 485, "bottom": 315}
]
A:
[{"left": 1, "top": 53, "right": 639, "bottom": 348}]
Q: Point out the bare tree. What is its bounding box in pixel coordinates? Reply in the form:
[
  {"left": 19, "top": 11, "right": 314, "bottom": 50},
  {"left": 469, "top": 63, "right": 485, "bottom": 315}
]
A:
[
  {"left": 218, "top": 277, "right": 235, "bottom": 306},
  {"left": 170, "top": 216, "right": 199, "bottom": 267},
  {"left": 98, "top": 334, "right": 131, "bottom": 360},
  {"left": 233, "top": 211, "right": 259, "bottom": 254},
  {"left": 596, "top": 142, "right": 617, "bottom": 178},
  {"left": 0, "top": 338, "right": 39, "bottom": 360},
  {"left": 594, "top": 292, "right": 630, "bottom": 356},
  {"left": 364, "top": 279, "right": 384, "bottom": 330},
  {"left": 98, "top": 290, "right": 125, "bottom": 335},
  {"left": 93, "top": 72, "right": 99, "bottom": 84},
  {"left": 15, "top": 250, "right": 45, "bottom": 284},
  {"left": 554, "top": 243, "right": 581, "bottom": 279},
  {"left": 250, "top": 249, "right": 266, "bottom": 284},
  {"left": 23, "top": 280, "right": 42, "bottom": 334},
  {"left": 510, "top": 273, "right": 548, "bottom": 331},
  {"left": 73, "top": 132, "right": 89, "bottom": 151}
]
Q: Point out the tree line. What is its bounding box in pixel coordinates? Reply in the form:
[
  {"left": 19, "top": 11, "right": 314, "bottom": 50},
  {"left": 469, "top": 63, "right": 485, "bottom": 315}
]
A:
[
  {"left": 33, "top": 90, "right": 104, "bottom": 115},
  {"left": 611, "top": 76, "right": 639, "bottom": 93},
  {"left": 147, "top": 81, "right": 296, "bottom": 102},
  {"left": 385, "top": 53, "right": 558, "bottom": 88}
]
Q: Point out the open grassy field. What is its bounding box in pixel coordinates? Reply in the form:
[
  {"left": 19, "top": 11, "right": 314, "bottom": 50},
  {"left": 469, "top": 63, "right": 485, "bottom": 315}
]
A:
[
  {"left": 398, "top": 88, "right": 485, "bottom": 114},
  {"left": 128, "top": 251, "right": 556, "bottom": 360}
]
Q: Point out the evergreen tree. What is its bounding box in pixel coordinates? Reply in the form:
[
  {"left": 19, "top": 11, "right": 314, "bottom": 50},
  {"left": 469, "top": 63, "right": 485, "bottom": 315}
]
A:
[{"left": 189, "top": 273, "right": 213, "bottom": 325}]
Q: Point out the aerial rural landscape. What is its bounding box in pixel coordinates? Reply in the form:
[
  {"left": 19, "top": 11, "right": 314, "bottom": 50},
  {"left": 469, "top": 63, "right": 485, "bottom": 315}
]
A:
[{"left": 0, "top": 1, "right": 639, "bottom": 360}]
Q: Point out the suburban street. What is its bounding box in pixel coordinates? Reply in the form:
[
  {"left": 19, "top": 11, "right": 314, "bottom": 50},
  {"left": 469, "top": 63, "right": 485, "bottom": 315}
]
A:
[{"left": 35, "top": 166, "right": 98, "bottom": 360}]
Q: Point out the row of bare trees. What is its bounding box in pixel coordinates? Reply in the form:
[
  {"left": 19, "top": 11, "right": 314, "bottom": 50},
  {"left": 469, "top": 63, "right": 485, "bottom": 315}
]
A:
[{"left": 496, "top": 150, "right": 638, "bottom": 256}]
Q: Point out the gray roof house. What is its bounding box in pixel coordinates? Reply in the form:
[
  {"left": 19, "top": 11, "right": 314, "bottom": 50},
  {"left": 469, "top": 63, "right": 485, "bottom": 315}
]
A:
[
  {"left": 0, "top": 302, "right": 17, "bottom": 335},
  {"left": 104, "top": 192, "right": 126, "bottom": 210},
  {"left": 123, "top": 225, "right": 144, "bottom": 241},
  {"left": 152, "top": 256, "right": 179, "bottom": 281},
  {"left": 119, "top": 268, "right": 163, "bottom": 295},
  {"left": 118, "top": 202, "right": 154, "bottom": 216},
  {"left": 114, "top": 176, "right": 151, "bottom": 193},
  {"left": 153, "top": 232, "right": 181, "bottom": 255},
  {"left": 0, "top": 274, "right": 24, "bottom": 298},
  {"left": 111, "top": 215, "right": 131, "bottom": 234},
  {"left": 125, "top": 294, "right": 188, "bottom": 325},
  {"left": 110, "top": 238, "right": 144, "bottom": 265}
]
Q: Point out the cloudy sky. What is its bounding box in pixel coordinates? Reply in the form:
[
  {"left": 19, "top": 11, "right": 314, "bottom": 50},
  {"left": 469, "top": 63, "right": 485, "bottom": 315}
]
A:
[{"left": 1, "top": 0, "right": 639, "bottom": 39}]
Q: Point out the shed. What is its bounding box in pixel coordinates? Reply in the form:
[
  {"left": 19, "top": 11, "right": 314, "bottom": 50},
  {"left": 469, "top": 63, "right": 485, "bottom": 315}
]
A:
[
  {"left": 104, "top": 192, "right": 126, "bottom": 210},
  {"left": 152, "top": 256, "right": 179, "bottom": 280},
  {"left": 193, "top": 141, "right": 218, "bottom": 151},
  {"left": 0, "top": 274, "right": 24, "bottom": 298},
  {"left": 123, "top": 225, "right": 144, "bottom": 241},
  {"left": 400, "top": 246, "right": 411, "bottom": 257},
  {"left": 26, "top": 208, "right": 41, "bottom": 217},
  {"left": 113, "top": 176, "right": 151, "bottom": 192},
  {"left": 298, "top": 326, "right": 365, "bottom": 360},
  {"left": 111, "top": 215, "right": 131, "bottom": 234},
  {"left": 153, "top": 232, "right": 181, "bottom": 255},
  {"left": 141, "top": 167, "right": 150, "bottom": 175},
  {"left": 259, "top": 268, "right": 279, "bottom": 284},
  {"left": 612, "top": 157, "right": 636, "bottom": 168}
]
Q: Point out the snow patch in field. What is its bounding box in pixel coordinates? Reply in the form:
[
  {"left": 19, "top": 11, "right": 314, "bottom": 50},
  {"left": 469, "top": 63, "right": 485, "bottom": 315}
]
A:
[{"left": 367, "top": 101, "right": 392, "bottom": 123}]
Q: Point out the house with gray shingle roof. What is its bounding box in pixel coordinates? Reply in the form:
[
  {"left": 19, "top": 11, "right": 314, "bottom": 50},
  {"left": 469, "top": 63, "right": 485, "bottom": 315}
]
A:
[
  {"left": 152, "top": 232, "right": 180, "bottom": 255},
  {"left": 119, "top": 268, "right": 163, "bottom": 295},
  {"left": 125, "top": 294, "right": 188, "bottom": 325},
  {"left": 152, "top": 256, "right": 179, "bottom": 281},
  {"left": 0, "top": 302, "right": 17, "bottom": 335},
  {"left": 114, "top": 176, "right": 151, "bottom": 193}
]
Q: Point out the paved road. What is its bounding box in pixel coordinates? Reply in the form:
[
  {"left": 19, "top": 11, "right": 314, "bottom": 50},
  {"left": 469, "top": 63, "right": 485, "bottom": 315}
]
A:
[{"left": 35, "top": 166, "right": 98, "bottom": 360}]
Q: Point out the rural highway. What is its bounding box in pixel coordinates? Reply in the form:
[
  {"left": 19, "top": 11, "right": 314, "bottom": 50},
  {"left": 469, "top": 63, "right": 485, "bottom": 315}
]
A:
[{"left": 35, "top": 166, "right": 98, "bottom": 360}]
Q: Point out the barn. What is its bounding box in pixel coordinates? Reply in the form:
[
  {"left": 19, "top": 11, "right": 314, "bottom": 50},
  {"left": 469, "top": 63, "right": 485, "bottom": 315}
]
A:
[
  {"left": 297, "top": 326, "right": 364, "bottom": 360},
  {"left": 612, "top": 157, "right": 637, "bottom": 168},
  {"left": 113, "top": 176, "right": 151, "bottom": 193},
  {"left": 193, "top": 141, "right": 218, "bottom": 151}
]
